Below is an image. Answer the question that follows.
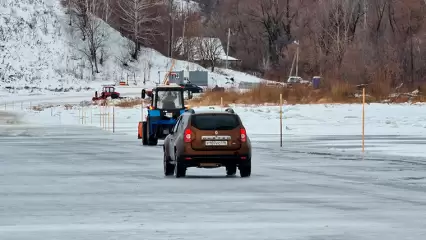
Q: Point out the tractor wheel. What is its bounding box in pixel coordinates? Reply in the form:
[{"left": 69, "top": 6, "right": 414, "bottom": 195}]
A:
[
  {"left": 148, "top": 136, "right": 158, "bottom": 146},
  {"left": 142, "top": 122, "right": 148, "bottom": 145},
  {"left": 111, "top": 93, "right": 119, "bottom": 99}
]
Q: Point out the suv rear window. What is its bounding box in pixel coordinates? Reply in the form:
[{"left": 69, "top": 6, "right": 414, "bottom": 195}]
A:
[{"left": 191, "top": 114, "right": 239, "bottom": 130}]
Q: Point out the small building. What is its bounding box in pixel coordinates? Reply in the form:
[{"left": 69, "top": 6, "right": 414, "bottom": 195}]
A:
[{"left": 174, "top": 37, "right": 241, "bottom": 69}]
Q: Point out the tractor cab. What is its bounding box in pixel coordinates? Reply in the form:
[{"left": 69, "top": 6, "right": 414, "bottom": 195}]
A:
[
  {"left": 92, "top": 85, "right": 121, "bottom": 101},
  {"left": 138, "top": 83, "right": 193, "bottom": 145},
  {"left": 100, "top": 86, "right": 114, "bottom": 98},
  {"left": 103, "top": 86, "right": 120, "bottom": 99},
  {"left": 103, "top": 86, "right": 116, "bottom": 94},
  {"left": 141, "top": 84, "right": 192, "bottom": 110},
  {"left": 152, "top": 87, "right": 184, "bottom": 109}
]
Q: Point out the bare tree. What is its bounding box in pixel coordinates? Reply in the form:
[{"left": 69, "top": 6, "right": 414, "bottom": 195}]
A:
[
  {"left": 198, "top": 0, "right": 220, "bottom": 16},
  {"left": 196, "top": 37, "right": 223, "bottom": 71},
  {"left": 66, "top": 0, "right": 110, "bottom": 76},
  {"left": 390, "top": 0, "right": 425, "bottom": 84},
  {"left": 83, "top": 17, "right": 109, "bottom": 75},
  {"left": 102, "top": 0, "right": 112, "bottom": 24},
  {"left": 315, "top": 0, "right": 363, "bottom": 75},
  {"left": 67, "top": 0, "right": 90, "bottom": 40},
  {"left": 116, "top": 0, "right": 163, "bottom": 60},
  {"left": 116, "top": 39, "right": 135, "bottom": 68},
  {"left": 69, "top": 2, "right": 109, "bottom": 76},
  {"left": 244, "top": 0, "right": 300, "bottom": 68},
  {"left": 173, "top": 36, "right": 198, "bottom": 61},
  {"left": 260, "top": 50, "right": 271, "bottom": 73},
  {"left": 167, "top": 0, "right": 177, "bottom": 58},
  {"left": 60, "top": 0, "right": 426, "bottom": 86}
]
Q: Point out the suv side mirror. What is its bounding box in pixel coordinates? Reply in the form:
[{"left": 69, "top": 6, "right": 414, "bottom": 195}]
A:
[{"left": 141, "top": 89, "right": 146, "bottom": 99}]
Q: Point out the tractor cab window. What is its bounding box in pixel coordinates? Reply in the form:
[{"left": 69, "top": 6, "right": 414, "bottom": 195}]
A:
[{"left": 156, "top": 90, "right": 184, "bottom": 109}]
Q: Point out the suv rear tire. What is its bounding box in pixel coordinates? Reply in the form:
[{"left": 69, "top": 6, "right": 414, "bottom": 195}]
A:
[
  {"left": 111, "top": 93, "right": 119, "bottom": 99},
  {"left": 164, "top": 152, "right": 174, "bottom": 176},
  {"left": 239, "top": 165, "right": 251, "bottom": 178},
  {"left": 174, "top": 155, "right": 186, "bottom": 178}
]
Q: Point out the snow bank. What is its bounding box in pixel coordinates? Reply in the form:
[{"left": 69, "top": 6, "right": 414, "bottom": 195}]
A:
[
  {"left": 0, "top": 0, "right": 264, "bottom": 96},
  {"left": 0, "top": 0, "right": 95, "bottom": 92},
  {"left": 18, "top": 102, "right": 426, "bottom": 157}
]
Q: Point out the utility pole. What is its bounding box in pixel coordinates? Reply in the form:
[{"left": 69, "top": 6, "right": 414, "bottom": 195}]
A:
[
  {"left": 288, "top": 51, "right": 296, "bottom": 77},
  {"left": 295, "top": 40, "right": 299, "bottom": 77},
  {"left": 182, "top": 1, "right": 185, "bottom": 57},
  {"left": 168, "top": 0, "right": 174, "bottom": 58},
  {"left": 85, "top": 0, "right": 93, "bottom": 14},
  {"left": 68, "top": 0, "right": 71, "bottom": 26},
  {"left": 182, "top": 1, "right": 190, "bottom": 71},
  {"left": 171, "top": 17, "right": 174, "bottom": 58},
  {"left": 363, "top": 0, "right": 367, "bottom": 30},
  {"left": 225, "top": 28, "right": 230, "bottom": 69},
  {"left": 186, "top": 1, "right": 191, "bottom": 65},
  {"left": 104, "top": 0, "right": 109, "bottom": 23}
]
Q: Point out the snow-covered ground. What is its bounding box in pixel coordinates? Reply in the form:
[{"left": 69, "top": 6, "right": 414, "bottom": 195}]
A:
[
  {"left": 2, "top": 1, "right": 426, "bottom": 238},
  {"left": 6, "top": 100, "right": 426, "bottom": 158},
  {"left": 1, "top": 102, "right": 426, "bottom": 239},
  {"left": 0, "top": 0, "right": 264, "bottom": 96}
]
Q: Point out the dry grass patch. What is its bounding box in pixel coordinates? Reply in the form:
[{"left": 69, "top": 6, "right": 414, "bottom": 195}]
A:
[
  {"left": 188, "top": 80, "right": 419, "bottom": 106},
  {"left": 329, "top": 82, "right": 357, "bottom": 102},
  {"left": 31, "top": 106, "right": 44, "bottom": 111},
  {"left": 107, "top": 83, "right": 426, "bottom": 109},
  {"left": 64, "top": 104, "right": 74, "bottom": 110},
  {"left": 419, "top": 84, "right": 426, "bottom": 96},
  {"left": 114, "top": 98, "right": 150, "bottom": 108},
  {"left": 369, "top": 81, "right": 393, "bottom": 101},
  {"left": 31, "top": 104, "right": 58, "bottom": 111},
  {"left": 412, "top": 95, "right": 426, "bottom": 103},
  {"left": 189, "top": 83, "right": 362, "bottom": 106}
]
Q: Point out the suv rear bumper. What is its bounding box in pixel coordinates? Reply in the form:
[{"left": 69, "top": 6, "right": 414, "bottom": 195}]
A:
[{"left": 178, "top": 154, "right": 251, "bottom": 168}]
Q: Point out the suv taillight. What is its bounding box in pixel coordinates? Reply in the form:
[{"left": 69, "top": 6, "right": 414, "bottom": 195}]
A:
[
  {"left": 240, "top": 128, "right": 246, "bottom": 142},
  {"left": 184, "top": 128, "right": 192, "bottom": 143}
]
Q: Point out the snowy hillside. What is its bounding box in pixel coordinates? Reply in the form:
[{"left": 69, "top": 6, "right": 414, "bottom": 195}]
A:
[
  {"left": 174, "top": 0, "right": 200, "bottom": 12},
  {"left": 0, "top": 0, "right": 264, "bottom": 95}
]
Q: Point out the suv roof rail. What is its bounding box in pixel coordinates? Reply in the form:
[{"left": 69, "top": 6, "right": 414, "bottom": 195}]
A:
[{"left": 224, "top": 108, "right": 235, "bottom": 114}]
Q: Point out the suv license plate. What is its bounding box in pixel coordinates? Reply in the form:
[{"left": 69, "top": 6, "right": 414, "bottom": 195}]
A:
[
  {"left": 200, "top": 163, "right": 219, "bottom": 167},
  {"left": 205, "top": 141, "right": 227, "bottom": 146}
]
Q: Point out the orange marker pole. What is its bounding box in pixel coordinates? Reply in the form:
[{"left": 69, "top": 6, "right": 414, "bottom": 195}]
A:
[
  {"left": 362, "top": 88, "right": 365, "bottom": 153},
  {"left": 280, "top": 94, "right": 283, "bottom": 148},
  {"left": 113, "top": 106, "right": 115, "bottom": 133}
]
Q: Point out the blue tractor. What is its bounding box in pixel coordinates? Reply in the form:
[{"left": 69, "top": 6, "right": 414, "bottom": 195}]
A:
[{"left": 138, "top": 84, "right": 193, "bottom": 146}]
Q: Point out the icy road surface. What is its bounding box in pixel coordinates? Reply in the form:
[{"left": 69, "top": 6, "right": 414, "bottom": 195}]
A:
[{"left": 1, "top": 124, "right": 426, "bottom": 240}]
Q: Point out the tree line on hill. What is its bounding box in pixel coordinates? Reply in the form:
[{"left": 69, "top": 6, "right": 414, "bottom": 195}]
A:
[{"left": 62, "top": 0, "right": 426, "bottom": 89}]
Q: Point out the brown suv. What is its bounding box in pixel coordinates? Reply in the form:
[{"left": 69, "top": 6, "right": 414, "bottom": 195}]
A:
[{"left": 163, "top": 108, "right": 252, "bottom": 178}]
